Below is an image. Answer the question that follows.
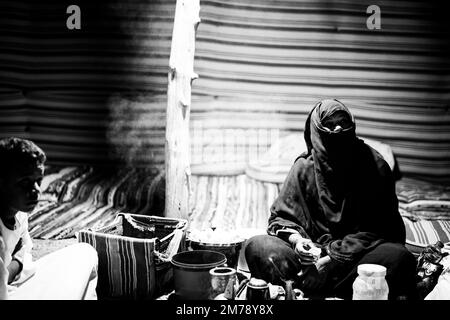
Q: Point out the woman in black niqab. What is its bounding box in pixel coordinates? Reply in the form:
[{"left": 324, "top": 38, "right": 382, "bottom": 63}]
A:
[{"left": 245, "top": 99, "right": 417, "bottom": 299}]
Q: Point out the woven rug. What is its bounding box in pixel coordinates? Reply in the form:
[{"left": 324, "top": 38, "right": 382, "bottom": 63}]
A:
[
  {"left": 188, "top": 174, "right": 280, "bottom": 231},
  {"left": 403, "top": 218, "right": 450, "bottom": 251},
  {"left": 31, "top": 166, "right": 450, "bottom": 255},
  {"left": 29, "top": 166, "right": 164, "bottom": 239},
  {"left": 396, "top": 178, "right": 450, "bottom": 254}
]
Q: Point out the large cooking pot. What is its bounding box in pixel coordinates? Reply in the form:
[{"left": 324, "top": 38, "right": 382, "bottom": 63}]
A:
[{"left": 171, "top": 250, "right": 226, "bottom": 300}]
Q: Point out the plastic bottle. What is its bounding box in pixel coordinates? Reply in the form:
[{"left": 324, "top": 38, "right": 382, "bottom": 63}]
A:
[{"left": 352, "top": 264, "right": 389, "bottom": 300}]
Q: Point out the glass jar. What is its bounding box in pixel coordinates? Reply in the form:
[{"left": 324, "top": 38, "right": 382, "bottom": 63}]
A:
[
  {"left": 352, "top": 264, "right": 389, "bottom": 300},
  {"left": 210, "top": 266, "right": 236, "bottom": 299}
]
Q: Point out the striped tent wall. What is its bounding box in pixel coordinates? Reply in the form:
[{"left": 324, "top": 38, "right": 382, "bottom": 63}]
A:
[
  {"left": 190, "top": 0, "right": 450, "bottom": 182},
  {"left": 0, "top": 0, "right": 176, "bottom": 167},
  {"left": 1, "top": 0, "right": 449, "bottom": 182}
]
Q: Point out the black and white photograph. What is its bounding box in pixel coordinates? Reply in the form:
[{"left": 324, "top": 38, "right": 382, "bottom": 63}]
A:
[{"left": 0, "top": 0, "right": 449, "bottom": 308}]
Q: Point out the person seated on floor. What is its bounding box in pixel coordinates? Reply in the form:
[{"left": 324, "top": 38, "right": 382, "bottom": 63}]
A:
[
  {"left": 245, "top": 99, "right": 418, "bottom": 300},
  {"left": 0, "top": 137, "right": 98, "bottom": 300}
]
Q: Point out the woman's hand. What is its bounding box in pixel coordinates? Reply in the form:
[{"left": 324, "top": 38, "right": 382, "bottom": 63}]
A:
[{"left": 289, "top": 234, "right": 321, "bottom": 265}]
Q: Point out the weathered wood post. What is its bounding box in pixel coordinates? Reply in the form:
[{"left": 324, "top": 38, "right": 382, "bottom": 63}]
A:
[{"left": 165, "top": 0, "right": 200, "bottom": 219}]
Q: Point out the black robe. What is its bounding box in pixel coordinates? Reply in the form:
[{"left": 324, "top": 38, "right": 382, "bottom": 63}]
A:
[{"left": 268, "top": 100, "right": 406, "bottom": 265}]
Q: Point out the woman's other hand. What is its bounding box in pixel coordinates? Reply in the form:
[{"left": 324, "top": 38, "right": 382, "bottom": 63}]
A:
[
  {"left": 315, "top": 255, "right": 332, "bottom": 273},
  {"left": 297, "top": 264, "right": 326, "bottom": 291}
]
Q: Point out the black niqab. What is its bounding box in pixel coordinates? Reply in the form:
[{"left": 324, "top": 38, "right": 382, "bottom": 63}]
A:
[{"left": 268, "top": 99, "right": 406, "bottom": 263}]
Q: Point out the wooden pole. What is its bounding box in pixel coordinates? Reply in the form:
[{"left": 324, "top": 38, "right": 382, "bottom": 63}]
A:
[{"left": 165, "top": 0, "right": 200, "bottom": 219}]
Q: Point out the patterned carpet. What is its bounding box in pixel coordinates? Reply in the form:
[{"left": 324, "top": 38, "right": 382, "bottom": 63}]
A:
[
  {"left": 188, "top": 174, "right": 280, "bottom": 232},
  {"left": 29, "top": 166, "right": 165, "bottom": 239},
  {"left": 30, "top": 166, "right": 450, "bottom": 254},
  {"left": 397, "top": 178, "right": 450, "bottom": 220}
]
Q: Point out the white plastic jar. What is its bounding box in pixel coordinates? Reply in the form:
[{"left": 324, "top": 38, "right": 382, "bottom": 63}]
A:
[{"left": 352, "top": 264, "right": 389, "bottom": 300}]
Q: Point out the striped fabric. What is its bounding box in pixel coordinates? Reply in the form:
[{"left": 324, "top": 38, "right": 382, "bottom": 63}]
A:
[
  {"left": 189, "top": 0, "right": 450, "bottom": 182},
  {"left": 32, "top": 165, "right": 450, "bottom": 251},
  {"left": 189, "top": 174, "right": 280, "bottom": 231},
  {"left": 403, "top": 218, "right": 450, "bottom": 255},
  {"left": 0, "top": 0, "right": 176, "bottom": 167},
  {"left": 397, "top": 178, "right": 450, "bottom": 221},
  {"left": 32, "top": 167, "right": 278, "bottom": 238},
  {"left": 189, "top": 174, "right": 450, "bottom": 255},
  {"left": 77, "top": 213, "right": 187, "bottom": 299},
  {"left": 1, "top": 0, "right": 449, "bottom": 183},
  {"left": 78, "top": 226, "right": 157, "bottom": 299},
  {"left": 29, "top": 166, "right": 165, "bottom": 239}
]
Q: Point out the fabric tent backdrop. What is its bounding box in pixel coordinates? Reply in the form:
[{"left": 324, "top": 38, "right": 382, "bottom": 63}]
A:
[
  {"left": 191, "top": 0, "right": 450, "bottom": 182},
  {"left": 0, "top": 0, "right": 449, "bottom": 182}
]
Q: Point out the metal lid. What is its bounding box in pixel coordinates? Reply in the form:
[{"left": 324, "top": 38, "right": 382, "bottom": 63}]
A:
[
  {"left": 248, "top": 277, "right": 269, "bottom": 288},
  {"left": 357, "top": 264, "right": 387, "bottom": 277}
]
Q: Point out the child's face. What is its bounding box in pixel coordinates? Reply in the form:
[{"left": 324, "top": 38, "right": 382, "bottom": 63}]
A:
[{"left": 0, "top": 164, "right": 44, "bottom": 215}]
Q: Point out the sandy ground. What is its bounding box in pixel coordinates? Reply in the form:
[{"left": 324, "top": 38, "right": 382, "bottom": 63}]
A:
[{"left": 31, "top": 238, "right": 78, "bottom": 260}]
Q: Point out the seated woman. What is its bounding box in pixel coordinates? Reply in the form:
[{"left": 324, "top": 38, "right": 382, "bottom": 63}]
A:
[
  {"left": 245, "top": 99, "right": 417, "bottom": 300},
  {"left": 0, "top": 137, "right": 98, "bottom": 300}
]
